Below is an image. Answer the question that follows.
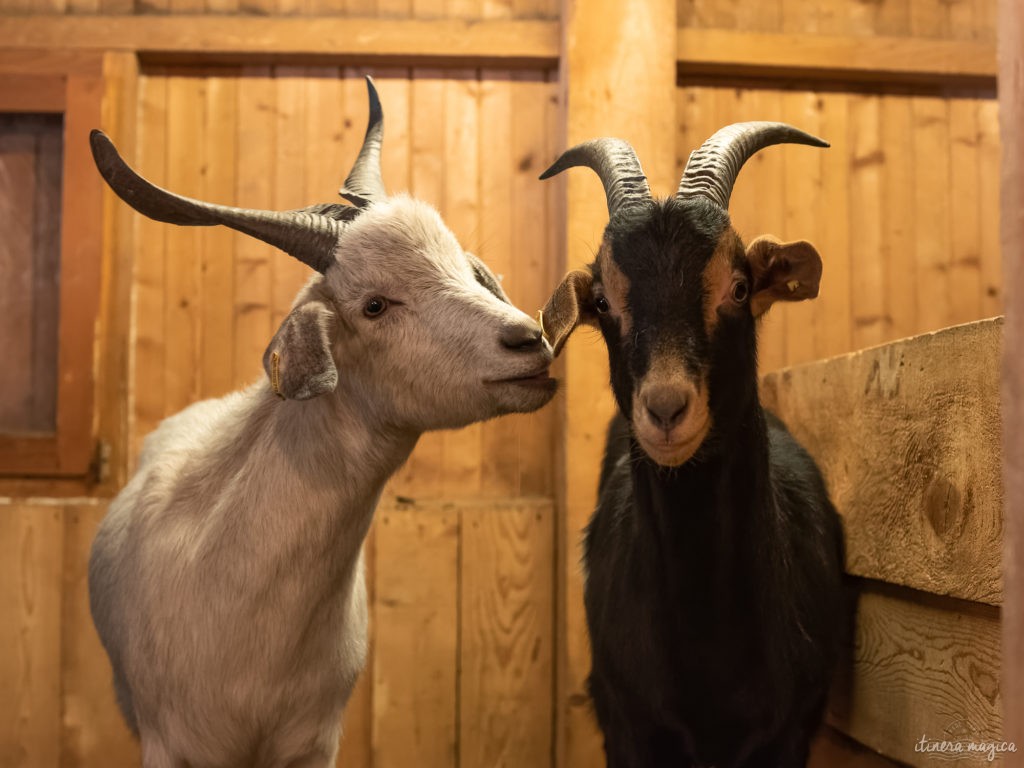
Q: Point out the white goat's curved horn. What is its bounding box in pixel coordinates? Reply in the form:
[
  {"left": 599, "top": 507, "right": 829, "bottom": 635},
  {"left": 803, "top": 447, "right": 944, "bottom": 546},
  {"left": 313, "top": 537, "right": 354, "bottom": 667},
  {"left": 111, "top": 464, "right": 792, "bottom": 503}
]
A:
[
  {"left": 91, "top": 130, "right": 346, "bottom": 274},
  {"left": 677, "top": 122, "right": 828, "bottom": 210},
  {"left": 539, "top": 138, "right": 651, "bottom": 217},
  {"left": 338, "top": 76, "right": 386, "bottom": 207}
]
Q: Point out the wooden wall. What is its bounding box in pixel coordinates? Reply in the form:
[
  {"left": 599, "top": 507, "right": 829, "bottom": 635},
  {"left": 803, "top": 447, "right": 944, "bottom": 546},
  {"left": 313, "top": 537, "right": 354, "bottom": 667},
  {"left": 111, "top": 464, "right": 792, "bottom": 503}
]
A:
[{"left": 0, "top": 0, "right": 1009, "bottom": 766}]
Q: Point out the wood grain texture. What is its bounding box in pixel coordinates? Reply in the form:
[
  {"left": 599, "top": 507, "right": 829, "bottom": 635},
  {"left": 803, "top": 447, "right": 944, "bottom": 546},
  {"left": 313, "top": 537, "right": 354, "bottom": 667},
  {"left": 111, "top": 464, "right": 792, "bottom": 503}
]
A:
[
  {"left": 460, "top": 499, "right": 554, "bottom": 768},
  {"left": 0, "top": 505, "right": 63, "bottom": 768},
  {"left": 761, "top": 318, "right": 1003, "bottom": 605},
  {"left": 59, "top": 503, "right": 140, "bottom": 768},
  {"left": 829, "top": 583, "right": 1003, "bottom": 766},
  {"left": 372, "top": 501, "right": 459, "bottom": 768},
  {"left": 998, "top": 0, "right": 1024, "bottom": 754},
  {"left": 560, "top": 1, "right": 677, "bottom": 765}
]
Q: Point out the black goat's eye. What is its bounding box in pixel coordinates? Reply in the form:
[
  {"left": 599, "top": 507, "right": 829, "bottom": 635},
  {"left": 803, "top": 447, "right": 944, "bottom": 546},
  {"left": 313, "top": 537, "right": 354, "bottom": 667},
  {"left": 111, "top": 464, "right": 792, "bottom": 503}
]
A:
[
  {"left": 594, "top": 296, "right": 611, "bottom": 314},
  {"left": 731, "top": 280, "right": 749, "bottom": 304},
  {"left": 363, "top": 297, "right": 388, "bottom": 317}
]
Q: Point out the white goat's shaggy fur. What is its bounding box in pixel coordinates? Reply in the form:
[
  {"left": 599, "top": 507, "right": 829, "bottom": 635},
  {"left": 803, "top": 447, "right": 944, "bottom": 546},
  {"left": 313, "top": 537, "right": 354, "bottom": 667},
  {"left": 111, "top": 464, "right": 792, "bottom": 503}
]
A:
[{"left": 89, "top": 197, "right": 555, "bottom": 768}]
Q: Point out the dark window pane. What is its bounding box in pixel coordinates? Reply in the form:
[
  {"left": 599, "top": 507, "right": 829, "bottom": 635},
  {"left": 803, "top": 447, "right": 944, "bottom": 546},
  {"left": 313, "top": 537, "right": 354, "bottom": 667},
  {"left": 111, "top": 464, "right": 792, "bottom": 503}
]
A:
[{"left": 0, "top": 113, "right": 62, "bottom": 434}]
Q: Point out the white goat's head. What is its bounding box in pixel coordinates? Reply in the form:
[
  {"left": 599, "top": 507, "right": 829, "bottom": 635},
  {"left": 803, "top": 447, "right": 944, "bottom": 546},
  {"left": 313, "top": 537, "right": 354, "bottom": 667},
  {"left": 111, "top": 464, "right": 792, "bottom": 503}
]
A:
[{"left": 92, "top": 78, "right": 557, "bottom": 432}]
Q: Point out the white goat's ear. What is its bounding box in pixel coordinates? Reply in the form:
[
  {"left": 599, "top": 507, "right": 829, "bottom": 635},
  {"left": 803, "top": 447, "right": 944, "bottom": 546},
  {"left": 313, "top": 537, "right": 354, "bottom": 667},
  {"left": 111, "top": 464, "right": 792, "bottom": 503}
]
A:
[
  {"left": 541, "top": 269, "right": 595, "bottom": 356},
  {"left": 263, "top": 299, "right": 338, "bottom": 400},
  {"left": 746, "top": 235, "right": 822, "bottom": 317}
]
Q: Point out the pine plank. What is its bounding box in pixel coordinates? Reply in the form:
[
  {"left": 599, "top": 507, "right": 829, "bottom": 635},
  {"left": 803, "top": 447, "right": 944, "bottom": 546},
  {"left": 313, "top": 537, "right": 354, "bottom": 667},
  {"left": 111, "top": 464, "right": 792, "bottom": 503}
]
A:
[
  {"left": 460, "top": 499, "right": 554, "bottom": 768},
  {"left": 761, "top": 318, "right": 1003, "bottom": 605},
  {"left": 830, "top": 584, "right": 1002, "bottom": 765},
  {"left": 440, "top": 71, "right": 483, "bottom": 498},
  {"left": 910, "top": 95, "right": 952, "bottom": 333},
  {"left": 816, "top": 90, "right": 851, "bottom": 358},
  {"left": 233, "top": 67, "right": 276, "bottom": 386},
  {"left": 31, "top": 121, "right": 62, "bottom": 432},
  {"left": 200, "top": 69, "right": 238, "bottom": 398},
  {"left": 59, "top": 503, "right": 140, "bottom": 768},
  {"left": 372, "top": 503, "right": 459, "bottom": 768},
  {"left": 0, "top": 505, "right": 64, "bottom": 768},
  {"left": 977, "top": 97, "right": 1001, "bottom": 318},
  {"left": 132, "top": 72, "right": 169, "bottom": 461},
  {"left": 879, "top": 94, "right": 917, "bottom": 342},
  {"left": 779, "top": 89, "right": 825, "bottom": 366},
  {"left": 163, "top": 73, "right": 205, "bottom": 416},
  {"left": 848, "top": 94, "right": 887, "bottom": 350},
  {"left": 272, "top": 66, "right": 312, "bottom": 328},
  {"left": 947, "top": 96, "right": 982, "bottom": 326}
]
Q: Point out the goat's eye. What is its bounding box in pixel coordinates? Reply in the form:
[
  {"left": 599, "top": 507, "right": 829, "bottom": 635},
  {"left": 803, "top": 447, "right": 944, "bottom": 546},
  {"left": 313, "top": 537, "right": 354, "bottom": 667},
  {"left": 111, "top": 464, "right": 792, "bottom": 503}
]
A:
[
  {"left": 731, "top": 279, "right": 749, "bottom": 304},
  {"left": 594, "top": 296, "right": 611, "bottom": 314},
  {"left": 363, "top": 297, "right": 388, "bottom": 317}
]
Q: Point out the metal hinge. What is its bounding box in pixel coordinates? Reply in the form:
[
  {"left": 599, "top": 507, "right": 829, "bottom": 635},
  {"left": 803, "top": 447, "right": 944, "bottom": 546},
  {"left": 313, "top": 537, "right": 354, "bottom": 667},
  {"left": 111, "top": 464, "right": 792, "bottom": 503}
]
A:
[{"left": 92, "top": 440, "right": 112, "bottom": 483}]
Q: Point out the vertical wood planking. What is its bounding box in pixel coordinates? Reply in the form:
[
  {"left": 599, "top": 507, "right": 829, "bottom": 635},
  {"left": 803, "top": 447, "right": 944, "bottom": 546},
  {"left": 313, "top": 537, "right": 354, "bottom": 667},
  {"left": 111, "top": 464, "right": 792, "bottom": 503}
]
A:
[
  {"left": 815, "top": 91, "right": 851, "bottom": 358},
  {"left": 59, "top": 503, "right": 140, "bottom": 768},
  {"left": 32, "top": 123, "right": 62, "bottom": 431},
  {"left": 0, "top": 506, "right": 63, "bottom": 768},
  {"left": 441, "top": 71, "right": 483, "bottom": 498},
  {"left": 273, "top": 66, "right": 312, "bottom": 327},
  {"left": 848, "top": 94, "right": 886, "bottom": 350},
  {"left": 201, "top": 69, "right": 239, "bottom": 398},
  {"left": 977, "top": 97, "right": 1002, "bottom": 318},
  {"left": 233, "top": 67, "right": 276, "bottom": 386},
  {"left": 880, "top": 94, "right": 917, "bottom": 342},
  {"left": 478, "top": 70, "right": 519, "bottom": 498},
  {"left": 372, "top": 504, "right": 459, "bottom": 768},
  {"left": 911, "top": 95, "right": 952, "bottom": 333},
  {"left": 132, "top": 72, "right": 169, "bottom": 460},
  {"left": 163, "top": 73, "right": 204, "bottom": 416},
  {"left": 780, "top": 88, "right": 824, "bottom": 366},
  {"left": 948, "top": 96, "right": 982, "bottom": 326},
  {"left": 460, "top": 501, "right": 554, "bottom": 768},
  {"left": 509, "top": 70, "right": 558, "bottom": 497},
  {"left": 560, "top": 1, "right": 677, "bottom": 765}
]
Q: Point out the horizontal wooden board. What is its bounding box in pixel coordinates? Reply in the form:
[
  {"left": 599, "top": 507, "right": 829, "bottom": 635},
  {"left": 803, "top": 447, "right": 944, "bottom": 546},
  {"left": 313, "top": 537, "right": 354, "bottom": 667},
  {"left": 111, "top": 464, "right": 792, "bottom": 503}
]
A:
[
  {"left": 761, "top": 318, "right": 1003, "bottom": 605},
  {"left": 0, "top": 17, "right": 560, "bottom": 68},
  {"left": 829, "top": 582, "right": 1004, "bottom": 766},
  {"left": 677, "top": 28, "right": 997, "bottom": 84}
]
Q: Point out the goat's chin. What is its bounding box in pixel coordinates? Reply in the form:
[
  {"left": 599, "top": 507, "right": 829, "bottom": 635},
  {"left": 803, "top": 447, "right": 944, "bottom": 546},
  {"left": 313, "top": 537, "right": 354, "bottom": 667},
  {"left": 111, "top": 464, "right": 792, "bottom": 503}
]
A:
[
  {"left": 485, "top": 377, "right": 559, "bottom": 415},
  {"left": 633, "top": 419, "right": 710, "bottom": 468}
]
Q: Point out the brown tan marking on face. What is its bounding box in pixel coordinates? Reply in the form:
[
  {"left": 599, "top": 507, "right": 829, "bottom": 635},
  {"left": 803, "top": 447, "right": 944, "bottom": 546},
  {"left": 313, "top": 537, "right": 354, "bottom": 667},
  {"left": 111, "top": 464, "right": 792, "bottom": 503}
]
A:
[
  {"left": 702, "top": 229, "right": 744, "bottom": 336},
  {"left": 596, "top": 239, "right": 633, "bottom": 337},
  {"left": 630, "top": 346, "right": 712, "bottom": 467}
]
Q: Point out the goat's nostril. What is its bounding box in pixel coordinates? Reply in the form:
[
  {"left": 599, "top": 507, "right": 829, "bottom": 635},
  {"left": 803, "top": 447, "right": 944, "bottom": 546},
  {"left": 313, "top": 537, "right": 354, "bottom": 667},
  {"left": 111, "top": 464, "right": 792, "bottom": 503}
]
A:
[
  {"left": 501, "top": 321, "right": 543, "bottom": 351},
  {"left": 644, "top": 387, "right": 690, "bottom": 431}
]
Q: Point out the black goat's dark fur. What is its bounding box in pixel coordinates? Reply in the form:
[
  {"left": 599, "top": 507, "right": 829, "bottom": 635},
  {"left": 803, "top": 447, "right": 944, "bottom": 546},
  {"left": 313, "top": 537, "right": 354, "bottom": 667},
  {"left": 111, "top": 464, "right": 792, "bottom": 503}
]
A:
[{"left": 581, "top": 200, "right": 846, "bottom": 768}]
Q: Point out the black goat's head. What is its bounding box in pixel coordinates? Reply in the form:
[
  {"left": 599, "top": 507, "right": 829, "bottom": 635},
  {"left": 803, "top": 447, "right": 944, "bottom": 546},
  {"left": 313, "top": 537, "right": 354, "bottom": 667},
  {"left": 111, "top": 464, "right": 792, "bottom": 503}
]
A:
[{"left": 541, "top": 123, "right": 827, "bottom": 467}]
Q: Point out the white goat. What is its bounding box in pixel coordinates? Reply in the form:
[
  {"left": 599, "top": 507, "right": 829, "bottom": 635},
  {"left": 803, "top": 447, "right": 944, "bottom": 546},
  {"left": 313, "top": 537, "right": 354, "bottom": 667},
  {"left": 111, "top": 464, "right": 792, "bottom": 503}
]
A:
[{"left": 88, "top": 78, "right": 556, "bottom": 768}]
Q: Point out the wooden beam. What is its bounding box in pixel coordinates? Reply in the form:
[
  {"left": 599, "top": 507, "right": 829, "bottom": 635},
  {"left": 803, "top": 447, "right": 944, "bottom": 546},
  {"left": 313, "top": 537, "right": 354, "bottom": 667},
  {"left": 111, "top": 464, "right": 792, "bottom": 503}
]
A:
[
  {"left": 0, "top": 17, "right": 559, "bottom": 68},
  {"left": 761, "top": 318, "right": 1003, "bottom": 606},
  {"left": 557, "top": 1, "right": 677, "bottom": 766},
  {"left": 678, "top": 28, "right": 997, "bottom": 86},
  {"left": 829, "top": 582, "right": 1003, "bottom": 766},
  {"left": 998, "top": 0, "right": 1024, "bottom": 757}
]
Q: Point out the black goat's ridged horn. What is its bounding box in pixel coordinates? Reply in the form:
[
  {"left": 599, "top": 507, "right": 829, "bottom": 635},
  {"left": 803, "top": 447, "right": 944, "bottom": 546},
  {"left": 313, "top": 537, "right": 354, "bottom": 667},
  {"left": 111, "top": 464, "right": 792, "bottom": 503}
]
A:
[
  {"left": 90, "top": 130, "right": 346, "bottom": 274},
  {"left": 540, "top": 138, "right": 651, "bottom": 216},
  {"left": 339, "top": 75, "right": 386, "bottom": 207},
  {"left": 677, "top": 122, "right": 829, "bottom": 210}
]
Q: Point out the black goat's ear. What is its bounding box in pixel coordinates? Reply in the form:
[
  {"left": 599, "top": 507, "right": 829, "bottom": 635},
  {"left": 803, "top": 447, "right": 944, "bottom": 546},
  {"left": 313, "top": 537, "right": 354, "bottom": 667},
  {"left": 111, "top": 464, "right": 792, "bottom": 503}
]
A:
[
  {"left": 263, "top": 298, "right": 338, "bottom": 400},
  {"left": 746, "top": 236, "right": 822, "bottom": 317},
  {"left": 541, "top": 269, "right": 595, "bottom": 356}
]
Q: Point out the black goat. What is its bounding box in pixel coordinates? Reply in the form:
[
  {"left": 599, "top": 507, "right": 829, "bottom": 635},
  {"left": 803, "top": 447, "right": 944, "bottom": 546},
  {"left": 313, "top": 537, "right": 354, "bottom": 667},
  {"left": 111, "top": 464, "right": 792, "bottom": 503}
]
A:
[{"left": 540, "top": 124, "right": 847, "bottom": 768}]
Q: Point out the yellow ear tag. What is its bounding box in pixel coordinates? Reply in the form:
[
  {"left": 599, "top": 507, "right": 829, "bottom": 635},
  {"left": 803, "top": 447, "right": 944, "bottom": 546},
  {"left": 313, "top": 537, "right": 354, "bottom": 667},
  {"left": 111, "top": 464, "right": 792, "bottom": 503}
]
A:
[
  {"left": 536, "top": 309, "right": 547, "bottom": 340},
  {"left": 270, "top": 351, "right": 284, "bottom": 399},
  {"left": 786, "top": 280, "right": 801, "bottom": 293}
]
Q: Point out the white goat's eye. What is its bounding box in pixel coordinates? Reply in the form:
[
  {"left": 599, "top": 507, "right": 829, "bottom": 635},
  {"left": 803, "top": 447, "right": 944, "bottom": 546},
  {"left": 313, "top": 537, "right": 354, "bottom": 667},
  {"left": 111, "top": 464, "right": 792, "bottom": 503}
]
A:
[
  {"left": 363, "top": 297, "right": 388, "bottom": 318},
  {"left": 594, "top": 295, "right": 611, "bottom": 314}
]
